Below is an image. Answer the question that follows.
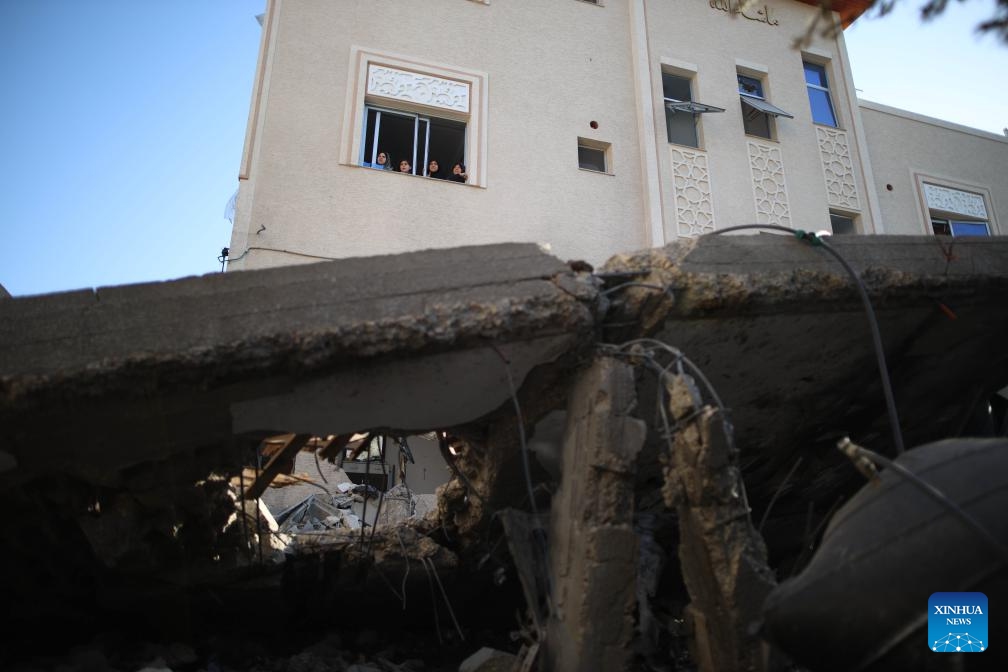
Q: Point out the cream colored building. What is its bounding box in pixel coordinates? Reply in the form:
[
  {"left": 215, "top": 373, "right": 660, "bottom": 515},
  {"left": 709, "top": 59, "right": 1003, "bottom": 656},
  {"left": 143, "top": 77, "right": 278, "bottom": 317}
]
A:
[{"left": 227, "top": 0, "right": 1004, "bottom": 271}]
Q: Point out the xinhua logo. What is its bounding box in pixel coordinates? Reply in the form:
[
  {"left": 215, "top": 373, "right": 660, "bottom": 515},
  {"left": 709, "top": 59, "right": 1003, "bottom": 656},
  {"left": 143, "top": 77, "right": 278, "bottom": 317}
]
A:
[{"left": 929, "top": 592, "right": 988, "bottom": 653}]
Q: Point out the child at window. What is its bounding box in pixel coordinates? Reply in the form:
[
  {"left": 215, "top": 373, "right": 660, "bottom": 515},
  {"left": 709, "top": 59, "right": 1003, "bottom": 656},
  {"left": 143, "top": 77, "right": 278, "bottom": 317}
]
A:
[
  {"left": 450, "top": 163, "right": 468, "bottom": 183},
  {"left": 399, "top": 160, "right": 413, "bottom": 174}
]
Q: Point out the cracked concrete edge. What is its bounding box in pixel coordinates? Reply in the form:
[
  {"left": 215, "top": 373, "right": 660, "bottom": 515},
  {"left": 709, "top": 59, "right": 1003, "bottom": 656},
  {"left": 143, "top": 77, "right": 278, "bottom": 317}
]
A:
[
  {"left": 0, "top": 244, "right": 599, "bottom": 409},
  {"left": 600, "top": 235, "right": 1008, "bottom": 325}
]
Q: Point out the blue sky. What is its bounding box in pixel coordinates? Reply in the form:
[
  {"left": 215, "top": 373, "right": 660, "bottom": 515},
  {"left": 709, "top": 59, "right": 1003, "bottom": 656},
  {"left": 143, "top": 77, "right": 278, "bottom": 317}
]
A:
[{"left": 1, "top": 1, "right": 1005, "bottom": 297}]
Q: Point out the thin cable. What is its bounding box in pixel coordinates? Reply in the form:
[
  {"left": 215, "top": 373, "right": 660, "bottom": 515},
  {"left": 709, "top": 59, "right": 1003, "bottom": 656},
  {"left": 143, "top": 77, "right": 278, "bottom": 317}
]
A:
[
  {"left": 600, "top": 282, "right": 672, "bottom": 297},
  {"left": 313, "top": 448, "right": 329, "bottom": 484},
  {"left": 489, "top": 344, "right": 538, "bottom": 518},
  {"left": 599, "top": 341, "right": 751, "bottom": 512},
  {"left": 395, "top": 528, "right": 411, "bottom": 611},
  {"left": 222, "top": 245, "right": 337, "bottom": 268},
  {"left": 372, "top": 563, "right": 405, "bottom": 604},
  {"left": 710, "top": 224, "right": 906, "bottom": 454},
  {"left": 236, "top": 441, "right": 250, "bottom": 561},
  {"left": 758, "top": 457, "right": 804, "bottom": 533},
  {"left": 840, "top": 439, "right": 1008, "bottom": 565},
  {"left": 424, "top": 557, "right": 465, "bottom": 641},
  {"left": 421, "top": 555, "right": 443, "bottom": 645}
]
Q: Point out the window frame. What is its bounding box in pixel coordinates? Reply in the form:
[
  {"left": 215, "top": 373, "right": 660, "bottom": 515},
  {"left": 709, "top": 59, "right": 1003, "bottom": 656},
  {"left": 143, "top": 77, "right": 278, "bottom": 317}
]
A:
[
  {"left": 930, "top": 218, "right": 991, "bottom": 237},
  {"left": 737, "top": 73, "right": 792, "bottom": 140},
  {"left": 360, "top": 105, "right": 467, "bottom": 179},
  {"left": 829, "top": 209, "right": 857, "bottom": 235},
  {"left": 803, "top": 61, "right": 839, "bottom": 128},
  {"left": 662, "top": 71, "right": 723, "bottom": 149},
  {"left": 915, "top": 174, "right": 998, "bottom": 237},
  {"left": 340, "top": 47, "right": 488, "bottom": 187},
  {"left": 577, "top": 137, "right": 612, "bottom": 175}
]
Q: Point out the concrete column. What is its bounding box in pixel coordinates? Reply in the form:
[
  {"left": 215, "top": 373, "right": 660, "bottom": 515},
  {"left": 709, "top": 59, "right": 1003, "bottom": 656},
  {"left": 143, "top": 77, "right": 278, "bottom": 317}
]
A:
[
  {"left": 545, "top": 357, "right": 646, "bottom": 672},
  {"left": 662, "top": 373, "right": 776, "bottom": 672}
]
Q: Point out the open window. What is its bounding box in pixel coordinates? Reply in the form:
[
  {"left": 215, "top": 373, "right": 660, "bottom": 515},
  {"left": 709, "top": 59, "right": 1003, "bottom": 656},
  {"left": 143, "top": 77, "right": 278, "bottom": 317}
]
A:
[
  {"left": 931, "top": 218, "right": 990, "bottom": 237},
  {"left": 361, "top": 106, "right": 466, "bottom": 177},
  {"left": 921, "top": 181, "right": 993, "bottom": 237},
  {"left": 341, "top": 49, "right": 488, "bottom": 186},
  {"left": 662, "top": 72, "right": 723, "bottom": 148},
  {"left": 738, "top": 74, "right": 792, "bottom": 140},
  {"left": 829, "top": 210, "right": 857, "bottom": 235}
]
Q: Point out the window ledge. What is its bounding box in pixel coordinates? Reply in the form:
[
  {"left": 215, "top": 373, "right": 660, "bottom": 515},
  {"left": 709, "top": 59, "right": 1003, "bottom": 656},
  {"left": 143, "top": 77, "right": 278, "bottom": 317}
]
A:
[
  {"left": 357, "top": 163, "right": 479, "bottom": 186},
  {"left": 813, "top": 122, "right": 844, "bottom": 131},
  {"left": 668, "top": 141, "right": 705, "bottom": 151},
  {"left": 578, "top": 168, "right": 615, "bottom": 176}
]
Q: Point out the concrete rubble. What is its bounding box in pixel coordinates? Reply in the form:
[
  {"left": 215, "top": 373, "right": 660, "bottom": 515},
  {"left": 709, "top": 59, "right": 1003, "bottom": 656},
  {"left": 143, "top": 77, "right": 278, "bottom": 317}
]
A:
[{"left": 2, "top": 237, "right": 1008, "bottom": 670}]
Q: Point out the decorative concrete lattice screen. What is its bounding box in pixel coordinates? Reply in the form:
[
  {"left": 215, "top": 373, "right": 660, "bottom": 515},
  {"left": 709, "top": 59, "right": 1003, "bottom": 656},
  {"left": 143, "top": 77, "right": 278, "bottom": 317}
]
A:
[
  {"left": 923, "top": 184, "right": 988, "bottom": 219},
  {"left": 670, "top": 147, "right": 716, "bottom": 237},
  {"left": 747, "top": 141, "right": 792, "bottom": 227},
  {"left": 366, "top": 65, "right": 470, "bottom": 113},
  {"left": 816, "top": 127, "right": 860, "bottom": 211}
]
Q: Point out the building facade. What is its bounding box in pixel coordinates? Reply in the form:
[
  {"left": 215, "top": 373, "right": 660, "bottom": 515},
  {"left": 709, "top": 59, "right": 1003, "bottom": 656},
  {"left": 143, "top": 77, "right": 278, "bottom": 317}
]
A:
[{"left": 227, "top": 0, "right": 1005, "bottom": 271}]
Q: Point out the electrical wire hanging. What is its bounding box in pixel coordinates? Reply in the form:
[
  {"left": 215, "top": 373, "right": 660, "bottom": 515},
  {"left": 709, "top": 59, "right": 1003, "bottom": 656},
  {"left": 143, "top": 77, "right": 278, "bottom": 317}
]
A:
[
  {"left": 708, "top": 224, "right": 906, "bottom": 455},
  {"left": 598, "top": 337, "right": 752, "bottom": 515},
  {"left": 837, "top": 437, "right": 1008, "bottom": 566}
]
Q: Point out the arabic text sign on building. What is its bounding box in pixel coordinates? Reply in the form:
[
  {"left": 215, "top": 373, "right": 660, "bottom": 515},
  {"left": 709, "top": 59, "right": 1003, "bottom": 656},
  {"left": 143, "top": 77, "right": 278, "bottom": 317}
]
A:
[{"left": 709, "top": 0, "right": 780, "bottom": 27}]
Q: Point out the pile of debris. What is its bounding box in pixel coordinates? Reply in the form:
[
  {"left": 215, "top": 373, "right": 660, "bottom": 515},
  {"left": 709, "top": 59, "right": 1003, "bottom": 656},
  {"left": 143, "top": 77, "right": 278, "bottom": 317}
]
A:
[{"left": 3, "top": 239, "right": 1008, "bottom": 671}]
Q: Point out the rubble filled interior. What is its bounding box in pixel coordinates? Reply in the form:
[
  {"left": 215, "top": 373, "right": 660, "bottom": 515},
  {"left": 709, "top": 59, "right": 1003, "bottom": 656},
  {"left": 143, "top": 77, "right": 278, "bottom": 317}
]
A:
[{"left": 2, "top": 237, "right": 1007, "bottom": 671}]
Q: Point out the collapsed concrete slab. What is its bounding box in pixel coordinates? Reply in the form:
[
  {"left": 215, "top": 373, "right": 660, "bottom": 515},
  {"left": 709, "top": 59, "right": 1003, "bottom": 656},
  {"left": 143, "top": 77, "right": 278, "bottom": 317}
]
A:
[
  {"left": 0, "top": 243, "right": 597, "bottom": 487},
  {"left": 602, "top": 234, "right": 1008, "bottom": 511},
  {"left": 2, "top": 235, "right": 1008, "bottom": 669}
]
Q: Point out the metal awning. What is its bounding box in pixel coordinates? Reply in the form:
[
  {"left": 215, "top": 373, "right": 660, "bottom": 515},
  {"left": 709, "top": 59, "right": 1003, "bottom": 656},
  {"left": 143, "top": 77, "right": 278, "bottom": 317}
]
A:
[
  {"left": 740, "top": 94, "right": 793, "bottom": 119},
  {"left": 665, "top": 99, "right": 725, "bottom": 115}
]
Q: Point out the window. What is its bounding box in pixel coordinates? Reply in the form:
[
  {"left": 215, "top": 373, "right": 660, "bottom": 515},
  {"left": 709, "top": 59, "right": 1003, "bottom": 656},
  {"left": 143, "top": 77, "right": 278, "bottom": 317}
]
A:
[
  {"left": 931, "top": 219, "right": 990, "bottom": 237},
  {"left": 341, "top": 49, "right": 487, "bottom": 187},
  {"left": 829, "top": 210, "right": 857, "bottom": 235},
  {"left": 361, "top": 106, "right": 466, "bottom": 177},
  {"left": 662, "top": 72, "right": 724, "bottom": 148},
  {"left": 738, "top": 73, "right": 792, "bottom": 140},
  {"left": 803, "top": 62, "right": 838, "bottom": 127},
  {"left": 921, "top": 181, "right": 993, "bottom": 237},
  {"left": 577, "top": 138, "right": 610, "bottom": 173}
]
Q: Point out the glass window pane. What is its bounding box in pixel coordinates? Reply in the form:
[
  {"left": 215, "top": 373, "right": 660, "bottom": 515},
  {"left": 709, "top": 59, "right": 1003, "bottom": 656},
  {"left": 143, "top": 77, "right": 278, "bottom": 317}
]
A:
[
  {"left": 803, "top": 62, "right": 828, "bottom": 88},
  {"left": 807, "top": 88, "right": 837, "bottom": 126},
  {"left": 666, "top": 108, "right": 698, "bottom": 147},
  {"left": 372, "top": 110, "right": 417, "bottom": 172},
  {"left": 578, "top": 146, "right": 606, "bottom": 172},
  {"left": 737, "top": 75, "right": 763, "bottom": 98},
  {"left": 741, "top": 103, "right": 772, "bottom": 139},
  {"left": 362, "top": 108, "right": 378, "bottom": 165},
  {"left": 830, "top": 212, "right": 855, "bottom": 235},
  {"left": 662, "top": 72, "right": 692, "bottom": 102},
  {"left": 950, "top": 221, "right": 990, "bottom": 236},
  {"left": 428, "top": 117, "right": 467, "bottom": 178}
]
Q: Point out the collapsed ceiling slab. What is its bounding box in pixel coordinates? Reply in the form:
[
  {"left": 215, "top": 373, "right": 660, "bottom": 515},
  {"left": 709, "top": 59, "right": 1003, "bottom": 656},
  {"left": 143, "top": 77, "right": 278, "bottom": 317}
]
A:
[
  {"left": 2, "top": 233, "right": 1008, "bottom": 667},
  {"left": 601, "top": 234, "right": 1008, "bottom": 503},
  {"left": 0, "top": 242, "right": 598, "bottom": 485}
]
